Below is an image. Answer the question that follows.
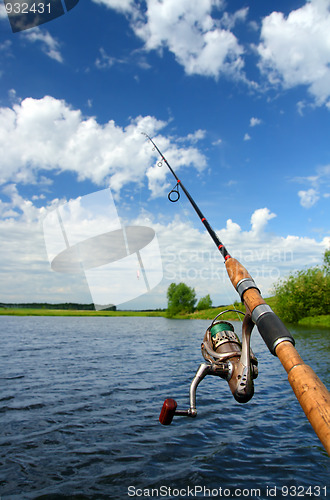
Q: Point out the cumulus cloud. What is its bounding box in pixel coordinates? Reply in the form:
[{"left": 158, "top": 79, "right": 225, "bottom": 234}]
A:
[
  {"left": 298, "top": 188, "right": 320, "bottom": 208},
  {"left": 90, "top": 0, "right": 330, "bottom": 101},
  {"left": 92, "top": 0, "right": 330, "bottom": 102},
  {"left": 134, "top": 206, "right": 329, "bottom": 303},
  {"left": 1, "top": 189, "right": 328, "bottom": 306},
  {"left": 251, "top": 208, "right": 276, "bottom": 235},
  {"left": 0, "top": 95, "right": 207, "bottom": 196},
  {"left": 92, "top": 0, "right": 247, "bottom": 80},
  {"left": 257, "top": 0, "right": 330, "bottom": 106},
  {"left": 134, "top": 0, "right": 246, "bottom": 79}
]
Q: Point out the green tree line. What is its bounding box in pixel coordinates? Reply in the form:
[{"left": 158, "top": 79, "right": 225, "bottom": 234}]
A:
[
  {"left": 166, "top": 251, "right": 330, "bottom": 323},
  {"left": 273, "top": 250, "right": 330, "bottom": 323},
  {"left": 166, "top": 282, "right": 212, "bottom": 317}
]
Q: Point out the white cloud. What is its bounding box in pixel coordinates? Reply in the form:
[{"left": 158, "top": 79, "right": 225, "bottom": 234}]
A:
[
  {"left": 0, "top": 95, "right": 207, "bottom": 197},
  {"left": 23, "top": 28, "right": 63, "bottom": 63},
  {"left": 92, "top": 0, "right": 135, "bottom": 14},
  {"left": 250, "top": 208, "right": 276, "bottom": 235},
  {"left": 133, "top": 0, "right": 245, "bottom": 79},
  {"left": 298, "top": 188, "right": 320, "bottom": 208},
  {"left": 293, "top": 164, "right": 330, "bottom": 207},
  {"left": 244, "top": 133, "right": 251, "bottom": 141},
  {"left": 186, "top": 129, "right": 206, "bottom": 143},
  {"left": 176, "top": 129, "right": 206, "bottom": 144},
  {"left": 220, "top": 7, "right": 249, "bottom": 30},
  {"left": 146, "top": 135, "right": 207, "bottom": 197},
  {"left": 92, "top": 0, "right": 247, "bottom": 80},
  {"left": 134, "top": 206, "right": 329, "bottom": 304},
  {"left": 257, "top": 0, "right": 330, "bottom": 107},
  {"left": 0, "top": 4, "right": 7, "bottom": 18},
  {"left": 95, "top": 47, "right": 126, "bottom": 69},
  {"left": 95, "top": 47, "right": 116, "bottom": 69},
  {"left": 250, "top": 117, "right": 262, "bottom": 127},
  {"left": 0, "top": 188, "right": 329, "bottom": 306}
]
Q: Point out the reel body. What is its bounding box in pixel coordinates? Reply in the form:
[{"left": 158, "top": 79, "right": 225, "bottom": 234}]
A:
[{"left": 159, "top": 310, "right": 258, "bottom": 425}]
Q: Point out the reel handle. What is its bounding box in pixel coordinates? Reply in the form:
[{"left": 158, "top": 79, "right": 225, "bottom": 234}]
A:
[
  {"left": 159, "top": 363, "right": 217, "bottom": 425},
  {"left": 159, "top": 398, "right": 196, "bottom": 425},
  {"left": 159, "top": 398, "right": 177, "bottom": 425}
]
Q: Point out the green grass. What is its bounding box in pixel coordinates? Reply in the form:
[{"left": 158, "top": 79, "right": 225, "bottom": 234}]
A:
[
  {"left": 171, "top": 296, "right": 279, "bottom": 320},
  {"left": 0, "top": 308, "right": 164, "bottom": 317},
  {"left": 0, "top": 296, "right": 328, "bottom": 328},
  {"left": 298, "top": 315, "right": 330, "bottom": 328},
  {"left": 169, "top": 304, "right": 245, "bottom": 320},
  {"left": 0, "top": 305, "right": 245, "bottom": 321}
]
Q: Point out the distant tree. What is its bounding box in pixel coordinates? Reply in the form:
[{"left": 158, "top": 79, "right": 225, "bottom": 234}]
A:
[
  {"left": 233, "top": 300, "right": 244, "bottom": 312},
  {"left": 167, "top": 282, "right": 197, "bottom": 317},
  {"left": 323, "top": 249, "right": 330, "bottom": 276},
  {"left": 273, "top": 250, "right": 330, "bottom": 323},
  {"left": 196, "top": 294, "right": 212, "bottom": 311}
]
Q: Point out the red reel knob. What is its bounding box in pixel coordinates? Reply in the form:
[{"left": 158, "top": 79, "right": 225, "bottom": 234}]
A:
[{"left": 159, "top": 398, "right": 177, "bottom": 425}]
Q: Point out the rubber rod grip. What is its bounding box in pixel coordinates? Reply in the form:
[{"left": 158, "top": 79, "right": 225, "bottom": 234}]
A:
[
  {"left": 159, "top": 398, "right": 177, "bottom": 425},
  {"left": 276, "top": 341, "right": 330, "bottom": 455},
  {"left": 256, "top": 312, "right": 295, "bottom": 355}
]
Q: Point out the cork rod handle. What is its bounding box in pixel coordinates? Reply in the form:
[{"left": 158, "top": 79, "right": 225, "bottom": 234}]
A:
[{"left": 225, "top": 257, "right": 330, "bottom": 454}]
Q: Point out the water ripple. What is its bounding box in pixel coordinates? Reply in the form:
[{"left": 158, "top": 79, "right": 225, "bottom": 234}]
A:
[{"left": 0, "top": 316, "right": 329, "bottom": 500}]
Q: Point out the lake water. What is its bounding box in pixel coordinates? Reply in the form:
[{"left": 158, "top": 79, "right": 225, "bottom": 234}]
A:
[{"left": 0, "top": 316, "right": 329, "bottom": 500}]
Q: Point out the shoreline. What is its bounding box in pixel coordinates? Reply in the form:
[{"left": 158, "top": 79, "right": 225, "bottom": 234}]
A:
[
  {"left": 1, "top": 305, "right": 329, "bottom": 327},
  {"left": 0, "top": 308, "right": 164, "bottom": 318}
]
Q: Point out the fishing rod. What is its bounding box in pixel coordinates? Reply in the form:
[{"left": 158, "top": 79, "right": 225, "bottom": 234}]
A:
[{"left": 143, "top": 133, "right": 330, "bottom": 454}]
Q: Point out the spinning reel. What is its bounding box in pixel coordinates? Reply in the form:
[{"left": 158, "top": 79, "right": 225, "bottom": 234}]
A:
[{"left": 159, "top": 310, "right": 258, "bottom": 425}]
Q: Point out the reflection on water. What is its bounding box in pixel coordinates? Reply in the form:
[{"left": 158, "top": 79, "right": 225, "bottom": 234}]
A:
[{"left": 0, "top": 316, "right": 329, "bottom": 499}]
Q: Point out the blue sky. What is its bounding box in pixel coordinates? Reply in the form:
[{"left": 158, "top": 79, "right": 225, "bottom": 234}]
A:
[{"left": 0, "top": 0, "right": 330, "bottom": 309}]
